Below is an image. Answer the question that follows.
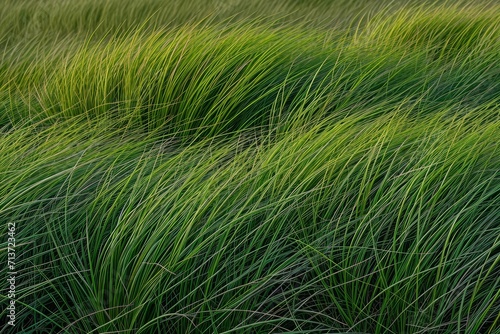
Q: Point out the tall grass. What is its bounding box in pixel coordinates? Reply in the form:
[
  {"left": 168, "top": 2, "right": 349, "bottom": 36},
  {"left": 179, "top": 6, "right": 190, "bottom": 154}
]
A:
[{"left": 1, "top": 0, "right": 499, "bottom": 333}]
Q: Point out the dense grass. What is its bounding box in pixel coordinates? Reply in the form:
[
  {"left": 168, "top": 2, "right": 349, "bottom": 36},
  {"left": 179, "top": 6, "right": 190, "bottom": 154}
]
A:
[{"left": 1, "top": 0, "right": 499, "bottom": 333}]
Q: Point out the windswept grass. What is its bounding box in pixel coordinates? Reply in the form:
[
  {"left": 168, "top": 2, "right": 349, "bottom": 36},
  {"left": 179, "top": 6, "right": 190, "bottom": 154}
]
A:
[{"left": 1, "top": 0, "right": 499, "bottom": 333}]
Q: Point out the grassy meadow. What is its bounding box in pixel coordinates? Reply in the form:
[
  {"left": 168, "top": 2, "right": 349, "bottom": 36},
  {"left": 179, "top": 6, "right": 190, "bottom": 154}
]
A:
[{"left": 0, "top": 0, "right": 499, "bottom": 333}]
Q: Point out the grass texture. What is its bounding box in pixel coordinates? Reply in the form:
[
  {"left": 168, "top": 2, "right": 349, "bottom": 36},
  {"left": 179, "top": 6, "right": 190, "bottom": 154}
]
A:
[{"left": 0, "top": 0, "right": 499, "bottom": 333}]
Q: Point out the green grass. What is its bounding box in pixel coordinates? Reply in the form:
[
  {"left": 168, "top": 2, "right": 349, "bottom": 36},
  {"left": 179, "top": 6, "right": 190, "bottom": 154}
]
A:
[{"left": 0, "top": 0, "right": 499, "bottom": 333}]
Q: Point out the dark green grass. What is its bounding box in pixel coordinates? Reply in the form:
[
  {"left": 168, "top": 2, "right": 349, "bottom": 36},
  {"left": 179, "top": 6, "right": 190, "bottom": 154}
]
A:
[{"left": 0, "top": 0, "right": 499, "bottom": 333}]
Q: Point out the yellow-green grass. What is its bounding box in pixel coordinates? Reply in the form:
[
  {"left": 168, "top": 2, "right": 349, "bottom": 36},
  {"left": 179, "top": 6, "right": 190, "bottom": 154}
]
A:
[{"left": 0, "top": 0, "right": 499, "bottom": 333}]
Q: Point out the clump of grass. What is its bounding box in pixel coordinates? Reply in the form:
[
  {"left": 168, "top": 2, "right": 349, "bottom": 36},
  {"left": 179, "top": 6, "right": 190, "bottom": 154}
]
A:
[
  {"left": 362, "top": 3, "right": 500, "bottom": 60},
  {"left": 1, "top": 0, "right": 499, "bottom": 333},
  {"left": 2, "top": 107, "right": 498, "bottom": 333},
  {"left": 4, "top": 21, "right": 499, "bottom": 139}
]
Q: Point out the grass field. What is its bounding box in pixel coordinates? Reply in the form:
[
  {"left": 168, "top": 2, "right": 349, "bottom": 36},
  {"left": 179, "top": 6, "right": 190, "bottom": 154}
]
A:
[{"left": 1, "top": 0, "right": 499, "bottom": 333}]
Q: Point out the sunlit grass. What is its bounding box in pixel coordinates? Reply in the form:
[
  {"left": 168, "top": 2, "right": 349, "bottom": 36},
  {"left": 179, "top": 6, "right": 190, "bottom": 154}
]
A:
[{"left": 0, "top": 0, "right": 499, "bottom": 333}]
